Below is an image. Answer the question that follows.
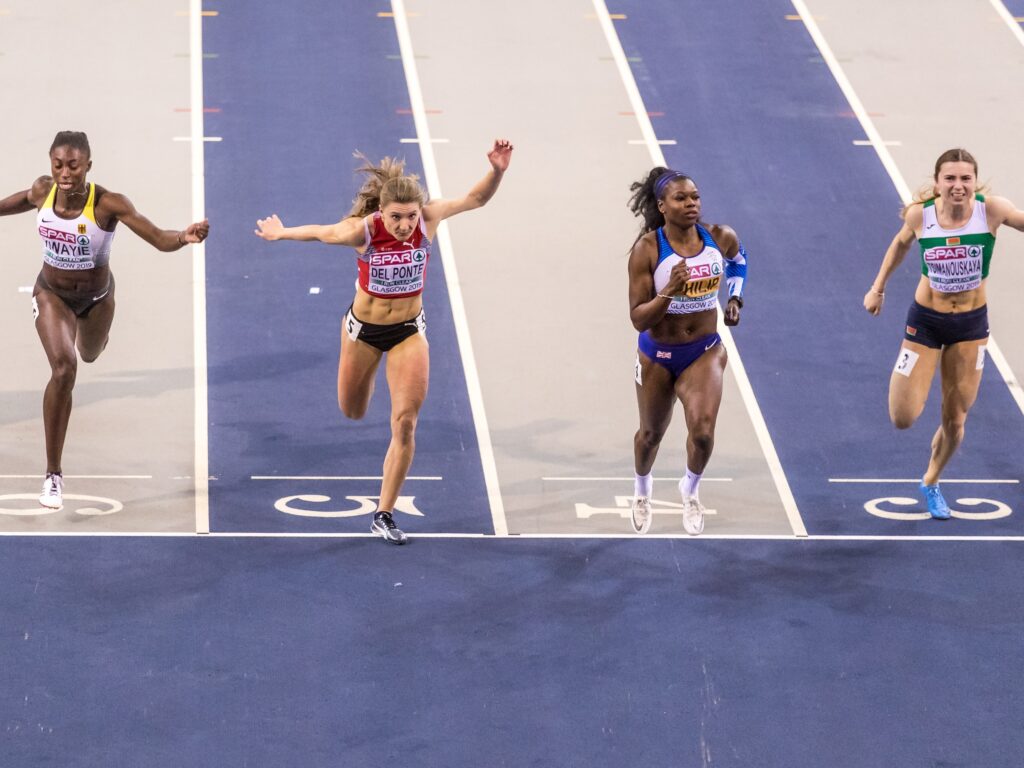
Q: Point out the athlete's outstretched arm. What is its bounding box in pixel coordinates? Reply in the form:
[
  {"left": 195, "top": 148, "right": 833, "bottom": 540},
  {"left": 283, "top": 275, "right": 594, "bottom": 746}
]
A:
[
  {"left": 864, "top": 205, "right": 920, "bottom": 316},
  {"left": 987, "top": 196, "right": 1024, "bottom": 232},
  {"left": 254, "top": 214, "right": 366, "bottom": 246},
  {"left": 0, "top": 176, "right": 53, "bottom": 216},
  {"left": 102, "top": 192, "right": 209, "bottom": 251},
  {"left": 422, "top": 139, "right": 513, "bottom": 226}
]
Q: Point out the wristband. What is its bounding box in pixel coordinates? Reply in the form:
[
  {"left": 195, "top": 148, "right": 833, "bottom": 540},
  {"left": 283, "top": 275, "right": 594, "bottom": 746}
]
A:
[{"left": 656, "top": 293, "right": 674, "bottom": 300}]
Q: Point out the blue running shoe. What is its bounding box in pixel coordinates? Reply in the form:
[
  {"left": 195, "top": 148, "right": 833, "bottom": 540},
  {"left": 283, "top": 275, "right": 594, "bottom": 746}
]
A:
[{"left": 920, "top": 482, "right": 951, "bottom": 520}]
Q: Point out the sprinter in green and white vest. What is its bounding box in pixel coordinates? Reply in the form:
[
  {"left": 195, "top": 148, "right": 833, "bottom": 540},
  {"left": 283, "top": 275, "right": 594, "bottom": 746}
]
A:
[{"left": 864, "top": 148, "right": 1024, "bottom": 519}]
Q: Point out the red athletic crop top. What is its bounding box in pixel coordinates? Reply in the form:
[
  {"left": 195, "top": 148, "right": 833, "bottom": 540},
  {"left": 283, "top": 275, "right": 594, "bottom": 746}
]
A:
[{"left": 357, "top": 211, "right": 431, "bottom": 299}]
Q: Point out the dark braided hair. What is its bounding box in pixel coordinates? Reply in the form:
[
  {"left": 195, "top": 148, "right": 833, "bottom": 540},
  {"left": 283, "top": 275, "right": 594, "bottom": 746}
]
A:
[
  {"left": 49, "top": 131, "right": 91, "bottom": 158},
  {"left": 627, "top": 166, "right": 695, "bottom": 244}
]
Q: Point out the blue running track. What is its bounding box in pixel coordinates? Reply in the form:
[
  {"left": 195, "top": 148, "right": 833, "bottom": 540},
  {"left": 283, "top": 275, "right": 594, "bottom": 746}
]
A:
[{"left": 203, "top": 0, "right": 491, "bottom": 534}]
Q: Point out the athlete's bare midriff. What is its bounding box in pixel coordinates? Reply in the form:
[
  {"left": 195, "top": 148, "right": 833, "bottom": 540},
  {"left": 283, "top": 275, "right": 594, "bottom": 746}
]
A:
[
  {"left": 352, "top": 286, "right": 423, "bottom": 325},
  {"left": 913, "top": 276, "right": 986, "bottom": 313}
]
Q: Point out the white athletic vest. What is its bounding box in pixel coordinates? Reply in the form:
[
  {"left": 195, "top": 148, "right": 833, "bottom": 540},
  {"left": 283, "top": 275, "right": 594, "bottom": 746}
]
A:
[
  {"left": 918, "top": 195, "right": 994, "bottom": 293},
  {"left": 36, "top": 183, "right": 115, "bottom": 270},
  {"left": 652, "top": 224, "right": 724, "bottom": 314}
]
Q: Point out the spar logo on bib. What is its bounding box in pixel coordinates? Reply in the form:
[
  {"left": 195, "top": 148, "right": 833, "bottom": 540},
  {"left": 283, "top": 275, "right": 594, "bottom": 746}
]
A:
[
  {"left": 684, "top": 261, "right": 722, "bottom": 297},
  {"left": 367, "top": 247, "right": 428, "bottom": 294},
  {"left": 369, "top": 248, "right": 426, "bottom": 268},
  {"left": 924, "top": 244, "right": 982, "bottom": 262},
  {"left": 40, "top": 226, "right": 92, "bottom": 260}
]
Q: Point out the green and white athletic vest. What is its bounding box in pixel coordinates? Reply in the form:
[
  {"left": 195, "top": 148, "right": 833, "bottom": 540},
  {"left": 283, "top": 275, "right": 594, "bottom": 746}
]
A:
[{"left": 918, "top": 194, "right": 994, "bottom": 293}]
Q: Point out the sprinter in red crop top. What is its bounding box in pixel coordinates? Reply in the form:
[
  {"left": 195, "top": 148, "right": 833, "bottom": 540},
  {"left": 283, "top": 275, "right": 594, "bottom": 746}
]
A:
[{"left": 255, "top": 139, "right": 513, "bottom": 544}]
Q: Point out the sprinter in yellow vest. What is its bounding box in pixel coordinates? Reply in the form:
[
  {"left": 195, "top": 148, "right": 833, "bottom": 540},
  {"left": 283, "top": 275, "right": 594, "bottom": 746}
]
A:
[
  {"left": 864, "top": 148, "right": 1024, "bottom": 519},
  {"left": 0, "top": 131, "right": 209, "bottom": 510}
]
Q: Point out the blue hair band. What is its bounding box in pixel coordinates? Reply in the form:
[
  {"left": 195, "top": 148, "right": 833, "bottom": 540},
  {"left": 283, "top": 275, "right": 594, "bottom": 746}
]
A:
[{"left": 654, "top": 170, "right": 687, "bottom": 199}]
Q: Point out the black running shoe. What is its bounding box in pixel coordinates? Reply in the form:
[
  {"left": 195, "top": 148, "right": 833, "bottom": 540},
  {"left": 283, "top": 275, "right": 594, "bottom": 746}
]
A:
[{"left": 371, "top": 511, "right": 408, "bottom": 544}]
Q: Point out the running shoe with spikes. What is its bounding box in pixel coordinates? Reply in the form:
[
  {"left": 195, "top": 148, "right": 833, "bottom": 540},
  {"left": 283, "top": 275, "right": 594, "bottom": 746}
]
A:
[
  {"left": 39, "top": 472, "right": 63, "bottom": 510},
  {"left": 371, "top": 511, "right": 408, "bottom": 544},
  {"left": 920, "top": 482, "right": 951, "bottom": 520},
  {"left": 682, "top": 496, "right": 705, "bottom": 536},
  {"left": 630, "top": 496, "right": 652, "bottom": 534}
]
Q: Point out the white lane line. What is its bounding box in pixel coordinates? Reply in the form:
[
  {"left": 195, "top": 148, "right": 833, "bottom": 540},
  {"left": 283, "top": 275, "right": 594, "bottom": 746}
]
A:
[
  {"left": 988, "top": 0, "right": 1024, "bottom": 47},
  {"left": 0, "top": 531, "right": 1021, "bottom": 542},
  {"left": 173, "top": 136, "right": 222, "bottom": 142},
  {"left": 593, "top": 0, "right": 807, "bottom": 538},
  {"left": 830, "top": 478, "right": 1019, "bottom": 484},
  {"left": 189, "top": 0, "right": 210, "bottom": 535},
  {"left": 390, "top": 0, "right": 508, "bottom": 536},
  {"left": 250, "top": 475, "right": 442, "bottom": 481},
  {"left": 0, "top": 475, "right": 153, "bottom": 479},
  {"left": 793, "top": 0, "right": 1024, "bottom": 419},
  {"left": 542, "top": 476, "right": 732, "bottom": 482}
]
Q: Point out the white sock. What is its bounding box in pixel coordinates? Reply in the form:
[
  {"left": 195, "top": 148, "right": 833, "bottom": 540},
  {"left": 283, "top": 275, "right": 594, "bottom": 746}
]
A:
[
  {"left": 680, "top": 468, "right": 702, "bottom": 499},
  {"left": 634, "top": 472, "right": 653, "bottom": 498}
]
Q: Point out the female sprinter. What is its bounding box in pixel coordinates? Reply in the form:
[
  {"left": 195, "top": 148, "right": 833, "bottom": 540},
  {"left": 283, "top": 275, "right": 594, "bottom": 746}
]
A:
[
  {"left": 255, "top": 139, "right": 513, "bottom": 544},
  {"left": 627, "top": 168, "right": 747, "bottom": 535},
  {"left": 864, "top": 148, "right": 1024, "bottom": 518},
  {"left": 0, "top": 131, "right": 209, "bottom": 510}
]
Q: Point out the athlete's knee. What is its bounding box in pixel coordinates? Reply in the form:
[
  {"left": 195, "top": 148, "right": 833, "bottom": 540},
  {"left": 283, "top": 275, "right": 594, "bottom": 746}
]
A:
[
  {"left": 338, "top": 397, "right": 368, "bottom": 420},
  {"left": 635, "top": 426, "right": 666, "bottom": 452},
  {"left": 688, "top": 427, "right": 714, "bottom": 457},
  {"left": 890, "top": 412, "right": 916, "bottom": 430},
  {"left": 78, "top": 339, "right": 107, "bottom": 364},
  {"left": 889, "top": 402, "right": 922, "bottom": 430},
  {"left": 940, "top": 410, "right": 967, "bottom": 437},
  {"left": 49, "top": 357, "right": 77, "bottom": 390},
  {"left": 391, "top": 409, "right": 419, "bottom": 444}
]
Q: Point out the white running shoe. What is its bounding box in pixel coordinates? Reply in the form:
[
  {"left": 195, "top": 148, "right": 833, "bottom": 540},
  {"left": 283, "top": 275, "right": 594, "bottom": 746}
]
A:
[
  {"left": 682, "top": 496, "right": 705, "bottom": 536},
  {"left": 39, "top": 473, "right": 64, "bottom": 510},
  {"left": 630, "top": 496, "right": 652, "bottom": 534}
]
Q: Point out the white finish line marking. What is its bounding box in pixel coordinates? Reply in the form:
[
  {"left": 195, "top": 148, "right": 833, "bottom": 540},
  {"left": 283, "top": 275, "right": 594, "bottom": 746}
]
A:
[
  {"left": 173, "top": 136, "right": 222, "bottom": 142},
  {"left": 0, "top": 531, "right": 1021, "bottom": 542},
  {"left": 0, "top": 474, "right": 153, "bottom": 480},
  {"left": 830, "top": 478, "right": 1019, "bottom": 484},
  {"left": 251, "top": 475, "right": 442, "bottom": 481},
  {"left": 542, "top": 476, "right": 732, "bottom": 482}
]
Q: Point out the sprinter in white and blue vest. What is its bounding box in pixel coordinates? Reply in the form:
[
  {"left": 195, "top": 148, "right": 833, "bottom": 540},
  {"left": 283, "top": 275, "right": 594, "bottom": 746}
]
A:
[
  {"left": 0, "top": 131, "right": 209, "bottom": 511},
  {"left": 627, "top": 168, "right": 747, "bottom": 536},
  {"left": 865, "top": 148, "right": 1024, "bottom": 519}
]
